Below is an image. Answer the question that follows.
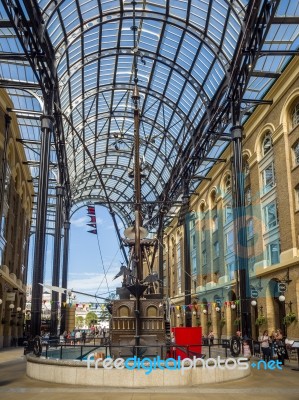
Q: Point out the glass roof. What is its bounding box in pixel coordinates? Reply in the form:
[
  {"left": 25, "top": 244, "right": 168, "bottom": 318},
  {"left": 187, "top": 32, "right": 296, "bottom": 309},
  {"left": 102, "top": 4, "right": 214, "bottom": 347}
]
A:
[{"left": 0, "top": 0, "right": 298, "bottom": 230}]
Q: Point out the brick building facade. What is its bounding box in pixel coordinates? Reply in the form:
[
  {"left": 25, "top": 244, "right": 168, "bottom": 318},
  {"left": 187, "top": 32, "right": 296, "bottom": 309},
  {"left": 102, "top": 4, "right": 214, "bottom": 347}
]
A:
[
  {"left": 0, "top": 89, "right": 33, "bottom": 348},
  {"left": 163, "top": 57, "right": 299, "bottom": 340}
]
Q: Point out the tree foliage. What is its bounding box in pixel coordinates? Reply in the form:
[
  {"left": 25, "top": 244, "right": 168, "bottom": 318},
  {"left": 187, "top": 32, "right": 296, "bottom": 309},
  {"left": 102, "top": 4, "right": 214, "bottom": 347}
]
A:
[
  {"left": 75, "top": 316, "right": 84, "bottom": 328},
  {"left": 85, "top": 311, "right": 98, "bottom": 326}
]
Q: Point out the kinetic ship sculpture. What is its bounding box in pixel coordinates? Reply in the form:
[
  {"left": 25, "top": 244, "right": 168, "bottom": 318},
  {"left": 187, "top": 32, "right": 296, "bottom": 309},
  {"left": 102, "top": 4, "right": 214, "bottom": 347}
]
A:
[{"left": 109, "top": 1, "right": 167, "bottom": 358}]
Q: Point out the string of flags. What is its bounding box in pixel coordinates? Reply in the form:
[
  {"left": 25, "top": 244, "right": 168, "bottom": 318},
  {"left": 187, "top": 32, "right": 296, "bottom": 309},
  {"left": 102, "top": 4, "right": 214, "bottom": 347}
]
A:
[
  {"left": 42, "top": 300, "right": 107, "bottom": 309},
  {"left": 87, "top": 205, "right": 97, "bottom": 235},
  {"left": 171, "top": 300, "right": 241, "bottom": 312},
  {"left": 42, "top": 300, "right": 241, "bottom": 310}
]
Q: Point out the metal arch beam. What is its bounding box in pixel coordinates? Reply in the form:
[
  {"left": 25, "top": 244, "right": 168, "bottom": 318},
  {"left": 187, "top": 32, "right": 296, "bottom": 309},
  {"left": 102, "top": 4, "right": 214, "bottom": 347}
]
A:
[
  {"left": 70, "top": 164, "right": 165, "bottom": 197},
  {"left": 69, "top": 150, "right": 168, "bottom": 185},
  {"left": 42, "top": 0, "right": 246, "bottom": 30},
  {"left": 62, "top": 84, "right": 194, "bottom": 138},
  {"left": 75, "top": 176, "right": 159, "bottom": 207},
  {"left": 71, "top": 195, "right": 133, "bottom": 228},
  {"left": 65, "top": 113, "right": 180, "bottom": 163},
  {"left": 58, "top": 48, "right": 210, "bottom": 108},
  {"left": 70, "top": 199, "right": 130, "bottom": 232},
  {"left": 72, "top": 183, "right": 132, "bottom": 209},
  {"left": 58, "top": 108, "right": 129, "bottom": 263},
  {"left": 67, "top": 110, "right": 179, "bottom": 151},
  {"left": 50, "top": 10, "right": 235, "bottom": 72},
  {"left": 2, "top": 0, "right": 72, "bottom": 206},
  {"left": 70, "top": 166, "right": 162, "bottom": 202},
  {"left": 65, "top": 133, "right": 173, "bottom": 179},
  {"left": 146, "top": 0, "right": 282, "bottom": 227}
]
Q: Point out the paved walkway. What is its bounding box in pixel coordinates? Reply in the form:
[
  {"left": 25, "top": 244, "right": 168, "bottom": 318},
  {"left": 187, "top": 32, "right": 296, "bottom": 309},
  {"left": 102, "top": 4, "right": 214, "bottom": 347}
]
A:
[{"left": 0, "top": 348, "right": 299, "bottom": 400}]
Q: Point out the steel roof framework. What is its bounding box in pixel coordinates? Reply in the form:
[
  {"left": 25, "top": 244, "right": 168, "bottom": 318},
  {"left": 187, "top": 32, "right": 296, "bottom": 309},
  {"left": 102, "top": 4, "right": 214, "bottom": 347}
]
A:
[
  {"left": 0, "top": 1, "right": 298, "bottom": 230},
  {"left": 0, "top": 0, "right": 298, "bottom": 337}
]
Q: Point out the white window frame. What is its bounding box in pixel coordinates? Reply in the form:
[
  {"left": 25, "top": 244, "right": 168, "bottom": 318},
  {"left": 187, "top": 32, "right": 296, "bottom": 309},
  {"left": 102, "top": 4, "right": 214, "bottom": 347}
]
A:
[
  {"left": 263, "top": 201, "right": 278, "bottom": 231},
  {"left": 266, "top": 240, "right": 280, "bottom": 265},
  {"left": 226, "top": 261, "right": 235, "bottom": 281},
  {"left": 293, "top": 141, "right": 299, "bottom": 166},
  {"left": 213, "top": 241, "right": 219, "bottom": 259},
  {"left": 225, "top": 204, "right": 233, "bottom": 224},
  {"left": 225, "top": 230, "right": 234, "bottom": 255},
  {"left": 262, "top": 162, "right": 275, "bottom": 195},
  {"left": 262, "top": 133, "right": 273, "bottom": 156},
  {"left": 296, "top": 186, "right": 299, "bottom": 210},
  {"left": 212, "top": 214, "right": 218, "bottom": 232},
  {"left": 292, "top": 103, "right": 299, "bottom": 129},
  {"left": 202, "top": 249, "right": 207, "bottom": 266},
  {"left": 247, "top": 218, "right": 254, "bottom": 238}
]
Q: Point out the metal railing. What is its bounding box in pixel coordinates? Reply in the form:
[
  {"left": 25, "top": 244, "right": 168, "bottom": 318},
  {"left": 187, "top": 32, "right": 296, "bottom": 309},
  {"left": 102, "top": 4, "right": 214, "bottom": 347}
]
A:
[{"left": 42, "top": 339, "right": 240, "bottom": 361}]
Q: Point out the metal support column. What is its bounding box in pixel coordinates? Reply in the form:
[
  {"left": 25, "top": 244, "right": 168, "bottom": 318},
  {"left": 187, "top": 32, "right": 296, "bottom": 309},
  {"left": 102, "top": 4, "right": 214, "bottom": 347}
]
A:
[
  {"left": 184, "top": 212, "right": 192, "bottom": 327},
  {"left": 231, "top": 125, "right": 251, "bottom": 339},
  {"left": 158, "top": 226, "right": 164, "bottom": 298},
  {"left": 31, "top": 109, "right": 53, "bottom": 337},
  {"left": 50, "top": 185, "right": 64, "bottom": 335},
  {"left": 0, "top": 114, "right": 11, "bottom": 234},
  {"left": 60, "top": 217, "right": 70, "bottom": 334}
]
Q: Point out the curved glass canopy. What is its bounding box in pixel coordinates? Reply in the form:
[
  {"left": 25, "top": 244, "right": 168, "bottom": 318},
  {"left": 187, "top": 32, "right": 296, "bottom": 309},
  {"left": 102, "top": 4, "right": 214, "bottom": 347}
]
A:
[{"left": 0, "top": 0, "right": 299, "bottom": 230}]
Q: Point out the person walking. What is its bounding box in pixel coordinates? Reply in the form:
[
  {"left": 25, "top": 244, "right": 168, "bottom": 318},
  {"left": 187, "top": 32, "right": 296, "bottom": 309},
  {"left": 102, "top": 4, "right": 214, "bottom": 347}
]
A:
[
  {"left": 259, "top": 330, "right": 271, "bottom": 362},
  {"left": 208, "top": 330, "right": 215, "bottom": 345},
  {"left": 275, "top": 329, "right": 287, "bottom": 365},
  {"left": 243, "top": 340, "right": 251, "bottom": 359}
]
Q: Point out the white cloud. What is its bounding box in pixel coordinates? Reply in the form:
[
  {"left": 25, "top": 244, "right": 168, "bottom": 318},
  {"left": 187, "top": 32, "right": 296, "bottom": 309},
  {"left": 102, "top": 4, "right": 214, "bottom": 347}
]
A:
[
  {"left": 70, "top": 215, "right": 104, "bottom": 231},
  {"left": 67, "top": 272, "right": 120, "bottom": 294},
  {"left": 70, "top": 216, "right": 89, "bottom": 227}
]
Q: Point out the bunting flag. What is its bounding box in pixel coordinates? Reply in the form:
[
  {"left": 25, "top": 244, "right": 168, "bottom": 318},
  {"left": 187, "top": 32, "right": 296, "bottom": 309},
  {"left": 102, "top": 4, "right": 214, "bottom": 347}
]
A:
[
  {"left": 87, "top": 206, "right": 95, "bottom": 215},
  {"left": 87, "top": 205, "right": 97, "bottom": 234}
]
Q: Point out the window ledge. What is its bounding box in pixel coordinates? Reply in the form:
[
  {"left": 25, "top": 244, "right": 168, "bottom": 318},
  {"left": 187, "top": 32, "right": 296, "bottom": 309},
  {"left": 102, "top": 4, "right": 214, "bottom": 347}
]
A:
[
  {"left": 291, "top": 163, "right": 299, "bottom": 173},
  {"left": 260, "top": 185, "right": 276, "bottom": 202},
  {"left": 263, "top": 224, "right": 279, "bottom": 234}
]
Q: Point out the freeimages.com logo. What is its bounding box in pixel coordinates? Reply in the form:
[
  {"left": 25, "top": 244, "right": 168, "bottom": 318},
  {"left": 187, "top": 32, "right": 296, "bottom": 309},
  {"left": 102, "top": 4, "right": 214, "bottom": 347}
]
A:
[{"left": 86, "top": 354, "right": 283, "bottom": 375}]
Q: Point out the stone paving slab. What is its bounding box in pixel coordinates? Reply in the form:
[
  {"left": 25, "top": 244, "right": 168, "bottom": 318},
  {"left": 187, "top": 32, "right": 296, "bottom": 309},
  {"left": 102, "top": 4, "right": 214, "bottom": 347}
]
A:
[{"left": 0, "top": 348, "right": 299, "bottom": 400}]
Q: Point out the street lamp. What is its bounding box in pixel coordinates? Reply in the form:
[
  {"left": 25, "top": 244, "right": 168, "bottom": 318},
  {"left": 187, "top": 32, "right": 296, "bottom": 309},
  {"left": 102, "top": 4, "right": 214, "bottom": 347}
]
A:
[
  {"left": 279, "top": 295, "right": 285, "bottom": 302},
  {"left": 231, "top": 303, "right": 236, "bottom": 310},
  {"left": 251, "top": 300, "right": 257, "bottom": 307}
]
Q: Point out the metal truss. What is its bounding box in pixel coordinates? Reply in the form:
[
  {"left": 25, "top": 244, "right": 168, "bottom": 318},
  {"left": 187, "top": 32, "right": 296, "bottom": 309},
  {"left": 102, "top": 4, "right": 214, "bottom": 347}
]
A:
[{"left": 0, "top": 0, "right": 298, "bottom": 231}]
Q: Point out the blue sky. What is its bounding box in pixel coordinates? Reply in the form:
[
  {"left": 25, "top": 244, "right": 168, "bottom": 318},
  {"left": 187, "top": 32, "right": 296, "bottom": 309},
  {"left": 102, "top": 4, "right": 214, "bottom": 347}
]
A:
[
  {"left": 68, "top": 205, "right": 126, "bottom": 302},
  {"left": 28, "top": 205, "right": 127, "bottom": 303}
]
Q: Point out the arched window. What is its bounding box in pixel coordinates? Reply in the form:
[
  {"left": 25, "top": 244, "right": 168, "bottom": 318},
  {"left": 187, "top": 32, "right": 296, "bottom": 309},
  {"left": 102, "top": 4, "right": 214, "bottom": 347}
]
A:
[
  {"left": 293, "top": 141, "right": 299, "bottom": 166},
  {"left": 212, "top": 215, "right": 218, "bottom": 232},
  {"left": 244, "top": 161, "right": 250, "bottom": 176},
  {"left": 224, "top": 174, "right": 231, "bottom": 193},
  {"left": 295, "top": 185, "right": 299, "bottom": 210},
  {"left": 291, "top": 103, "right": 299, "bottom": 129},
  {"left": 147, "top": 306, "right": 158, "bottom": 317},
  {"left": 210, "top": 190, "right": 217, "bottom": 207},
  {"left": 118, "top": 305, "right": 130, "bottom": 317},
  {"left": 262, "top": 133, "right": 273, "bottom": 156}
]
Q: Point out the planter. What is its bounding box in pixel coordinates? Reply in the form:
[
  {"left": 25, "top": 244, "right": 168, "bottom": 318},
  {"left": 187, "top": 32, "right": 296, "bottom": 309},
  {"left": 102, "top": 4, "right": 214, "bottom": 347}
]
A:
[
  {"left": 283, "top": 312, "right": 297, "bottom": 325},
  {"left": 255, "top": 316, "right": 267, "bottom": 326}
]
